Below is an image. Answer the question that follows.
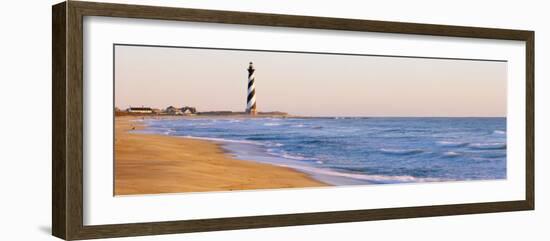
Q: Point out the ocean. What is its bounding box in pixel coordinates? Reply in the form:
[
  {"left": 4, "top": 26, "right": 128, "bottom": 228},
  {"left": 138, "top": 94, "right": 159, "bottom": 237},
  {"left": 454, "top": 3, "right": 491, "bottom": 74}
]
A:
[{"left": 136, "top": 117, "right": 506, "bottom": 186}]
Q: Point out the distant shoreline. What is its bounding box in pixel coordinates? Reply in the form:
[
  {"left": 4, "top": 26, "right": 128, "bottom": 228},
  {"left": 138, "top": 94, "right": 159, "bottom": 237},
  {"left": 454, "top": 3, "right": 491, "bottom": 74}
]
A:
[
  {"left": 115, "top": 110, "right": 291, "bottom": 118},
  {"left": 115, "top": 111, "right": 506, "bottom": 119}
]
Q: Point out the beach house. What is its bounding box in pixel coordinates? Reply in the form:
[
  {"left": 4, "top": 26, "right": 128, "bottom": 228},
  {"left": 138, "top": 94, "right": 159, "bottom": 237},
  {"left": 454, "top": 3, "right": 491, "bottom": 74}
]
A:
[
  {"left": 181, "top": 106, "right": 197, "bottom": 114},
  {"left": 165, "top": 106, "right": 180, "bottom": 115}
]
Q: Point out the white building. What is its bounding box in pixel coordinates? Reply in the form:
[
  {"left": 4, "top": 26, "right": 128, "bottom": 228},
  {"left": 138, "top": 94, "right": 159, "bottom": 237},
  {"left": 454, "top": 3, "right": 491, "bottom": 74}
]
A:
[{"left": 127, "top": 107, "right": 153, "bottom": 114}]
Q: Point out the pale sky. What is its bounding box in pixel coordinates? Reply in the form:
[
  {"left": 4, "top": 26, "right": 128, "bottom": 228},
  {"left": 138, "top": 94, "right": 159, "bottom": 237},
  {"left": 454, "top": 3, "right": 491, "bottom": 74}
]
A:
[{"left": 114, "top": 45, "right": 507, "bottom": 117}]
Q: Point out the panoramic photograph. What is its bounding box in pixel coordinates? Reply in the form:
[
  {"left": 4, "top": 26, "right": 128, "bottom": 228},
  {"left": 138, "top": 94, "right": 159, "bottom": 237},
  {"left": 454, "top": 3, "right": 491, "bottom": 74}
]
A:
[{"left": 113, "top": 44, "right": 507, "bottom": 196}]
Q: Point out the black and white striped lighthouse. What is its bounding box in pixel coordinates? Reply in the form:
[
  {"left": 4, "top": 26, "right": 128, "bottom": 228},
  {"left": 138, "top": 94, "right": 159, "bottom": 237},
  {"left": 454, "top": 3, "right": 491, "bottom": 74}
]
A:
[{"left": 246, "top": 62, "right": 257, "bottom": 115}]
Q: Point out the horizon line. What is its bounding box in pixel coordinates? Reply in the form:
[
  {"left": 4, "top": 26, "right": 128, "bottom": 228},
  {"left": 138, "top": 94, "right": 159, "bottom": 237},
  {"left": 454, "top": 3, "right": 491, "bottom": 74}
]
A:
[{"left": 115, "top": 108, "right": 505, "bottom": 118}]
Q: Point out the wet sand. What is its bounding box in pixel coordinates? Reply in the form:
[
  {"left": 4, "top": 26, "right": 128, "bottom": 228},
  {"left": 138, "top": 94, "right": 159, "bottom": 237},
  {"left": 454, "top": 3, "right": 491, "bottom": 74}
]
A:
[{"left": 114, "top": 116, "right": 326, "bottom": 195}]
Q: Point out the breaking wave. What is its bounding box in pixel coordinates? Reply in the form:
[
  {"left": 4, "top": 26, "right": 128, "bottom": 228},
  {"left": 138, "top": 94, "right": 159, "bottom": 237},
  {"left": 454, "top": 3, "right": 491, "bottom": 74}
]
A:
[
  {"left": 436, "top": 141, "right": 469, "bottom": 147},
  {"left": 468, "top": 143, "right": 506, "bottom": 150},
  {"left": 380, "top": 148, "right": 424, "bottom": 155}
]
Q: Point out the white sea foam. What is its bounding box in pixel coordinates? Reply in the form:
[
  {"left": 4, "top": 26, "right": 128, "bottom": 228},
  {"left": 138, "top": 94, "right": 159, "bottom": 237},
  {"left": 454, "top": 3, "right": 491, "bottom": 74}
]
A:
[
  {"left": 182, "top": 135, "right": 262, "bottom": 146},
  {"left": 443, "top": 151, "right": 461, "bottom": 157},
  {"left": 280, "top": 153, "right": 310, "bottom": 161},
  {"left": 283, "top": 164, "right": 444, "bottom": 184},
  {"left": 263, "top": 123, "right": 281, "bottom": 126},
  {"left": 468, "top": 142, "right": 506, "bottom": 150},
  {"left": 229, "top": 146, "right": 446, "bottom": 184},
  {"left": 471, "top": 157, "right": 500, "bottom": 162},
  {"left": 380, "top": 148, "right": 424, "bottom": 155},
  {"left": 493, "top": 130, "right": 506, "bottom": 135},
  {"left": 436, "top": 141, "right": 469, "bottom": 147}
]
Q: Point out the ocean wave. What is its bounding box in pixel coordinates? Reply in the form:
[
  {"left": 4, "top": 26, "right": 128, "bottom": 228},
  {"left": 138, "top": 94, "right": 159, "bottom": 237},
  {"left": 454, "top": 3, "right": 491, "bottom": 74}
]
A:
[
  {"left": 436, "top": 141, "right": 469, "bottom": 147},
  {"left": 493, "top": 130, "right": 506, "bottom": 135},
  {"left": 266, "top": 142, "right": 284, "bottom": 147},
  {"left": 264, "top": 148, "right": 310, "bottom": 161},
  {"left": 471, "top": 157, "right": 503, "bottom": 162},
  {"left": 469, "top": 143, "right": 506, "bottom": 150},
  {"left": 281, "top": 153, "right": 311, "bottom": 161},
  {"left": 380, "top": 148, "right": 424, "bottom": 155},
  {"left": 264, "top": 123, "right": 281, "bottom": 126},
  {"left": 287, "top": 165, "right": 444, "bottom": 184},
  {"left": 443, "top": 151, "right": 461, "bottom": 157},
  {"left": 481, "top": 152, "right": 506, "bottom": 158},
  {"left": 378, "top": 128, "right": 402, "bottom": 133},
  {"left": 300, "top": 139, "right": 332, "bottom": 145},
  {"left": 247, "top": 136, "right": 277, "bottom": 141},
  {"left": 182, "top": 135, "right": 263, "bottom": 145},
  {"left": 332, "top": 117, "right": 368, "bottom": 120}
]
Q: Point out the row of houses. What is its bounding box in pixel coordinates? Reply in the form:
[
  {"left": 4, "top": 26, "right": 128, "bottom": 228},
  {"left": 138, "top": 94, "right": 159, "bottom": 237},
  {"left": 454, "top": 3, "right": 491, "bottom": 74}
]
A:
[{"left": 124, "top": 106, "right": 197, "bottom": 115}]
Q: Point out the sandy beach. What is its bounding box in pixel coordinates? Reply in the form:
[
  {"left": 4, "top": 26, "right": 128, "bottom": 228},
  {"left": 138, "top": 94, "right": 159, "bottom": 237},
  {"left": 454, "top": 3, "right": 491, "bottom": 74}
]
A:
[{"left": 114, "top": 116, "right": 326, "bottom": 195}]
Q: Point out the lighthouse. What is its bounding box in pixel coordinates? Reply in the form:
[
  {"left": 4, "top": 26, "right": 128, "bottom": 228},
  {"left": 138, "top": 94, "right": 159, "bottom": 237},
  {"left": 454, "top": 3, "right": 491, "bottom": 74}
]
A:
[{"left": 246, "top": 62, "right": 257, "bottom": 115}]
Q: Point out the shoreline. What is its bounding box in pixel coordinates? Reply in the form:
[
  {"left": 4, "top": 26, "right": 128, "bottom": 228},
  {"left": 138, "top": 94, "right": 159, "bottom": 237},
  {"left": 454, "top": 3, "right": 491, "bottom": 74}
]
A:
[
  {"left": 114, "top": 116, "right": 327, "bottom": 195},
  {"left": 115, "top": 112, "right": 507, "bottom": 119}
]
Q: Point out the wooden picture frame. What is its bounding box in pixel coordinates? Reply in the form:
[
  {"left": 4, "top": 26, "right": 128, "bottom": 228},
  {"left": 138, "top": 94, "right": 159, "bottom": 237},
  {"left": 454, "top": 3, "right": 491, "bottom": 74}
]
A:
[{"left": 52, "top": 1, "right": 534, "bottom": 240}]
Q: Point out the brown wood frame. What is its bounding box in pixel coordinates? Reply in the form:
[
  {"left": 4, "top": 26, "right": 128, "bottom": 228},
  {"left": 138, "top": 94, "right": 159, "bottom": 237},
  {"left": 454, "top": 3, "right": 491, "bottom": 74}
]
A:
[{"left": 52, "top": 1, "right": 535, "bottom": 240}]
